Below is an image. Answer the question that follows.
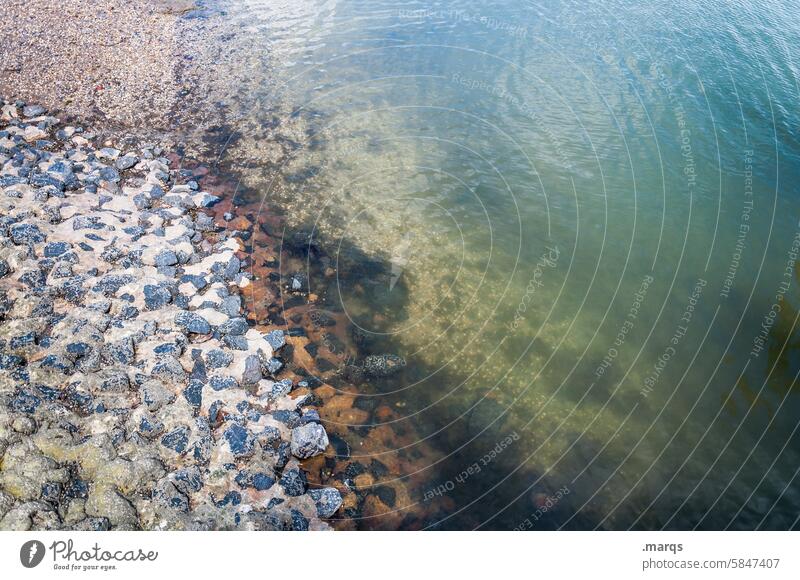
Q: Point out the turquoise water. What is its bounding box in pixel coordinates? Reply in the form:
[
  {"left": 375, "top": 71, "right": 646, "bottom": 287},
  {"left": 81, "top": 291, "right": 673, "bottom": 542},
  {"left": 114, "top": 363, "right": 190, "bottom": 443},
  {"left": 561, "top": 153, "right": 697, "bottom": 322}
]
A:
[{"left": 194, "top": 0, "right": 800, "bottom": 528}]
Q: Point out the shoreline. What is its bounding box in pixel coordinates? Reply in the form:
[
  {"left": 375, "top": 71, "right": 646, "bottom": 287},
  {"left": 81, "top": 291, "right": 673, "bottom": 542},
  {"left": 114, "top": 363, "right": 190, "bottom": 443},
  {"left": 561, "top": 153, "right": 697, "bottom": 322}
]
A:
[{"left": 0, "top": 99, "right": 342, "bottom": 530}]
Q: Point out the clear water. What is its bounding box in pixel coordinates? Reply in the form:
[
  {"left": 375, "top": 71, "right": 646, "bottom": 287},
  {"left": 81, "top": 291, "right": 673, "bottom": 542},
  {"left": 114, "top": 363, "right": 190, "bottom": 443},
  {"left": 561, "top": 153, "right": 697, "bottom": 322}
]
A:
[{"left": 187, "top": 0, "right": 800, "bottom": 529}]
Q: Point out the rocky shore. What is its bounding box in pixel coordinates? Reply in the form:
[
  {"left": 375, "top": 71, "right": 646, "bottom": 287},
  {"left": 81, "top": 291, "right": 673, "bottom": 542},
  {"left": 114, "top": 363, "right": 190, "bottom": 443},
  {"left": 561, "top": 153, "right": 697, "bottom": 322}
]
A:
[{"left": 0, "top": 99, "right": 342, "bottom": 530}]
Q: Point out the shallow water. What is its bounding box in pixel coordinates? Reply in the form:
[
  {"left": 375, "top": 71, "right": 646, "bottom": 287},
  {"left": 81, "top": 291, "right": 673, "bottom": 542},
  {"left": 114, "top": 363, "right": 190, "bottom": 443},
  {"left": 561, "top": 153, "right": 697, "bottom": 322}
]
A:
[{"left": 187, "top": 0, "right": 800, "bottom": 529}]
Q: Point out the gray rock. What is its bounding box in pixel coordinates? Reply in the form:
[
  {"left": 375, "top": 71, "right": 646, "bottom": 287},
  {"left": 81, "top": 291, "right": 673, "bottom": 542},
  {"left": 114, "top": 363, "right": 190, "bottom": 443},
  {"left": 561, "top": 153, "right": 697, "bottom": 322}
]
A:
[
  {"left": 240, "top": 355, "right": 262, "bottom": 386},
  {"left": 22, "top": 104, "right": 46, "bottom": 117},
  {"left": 115, "top": 155, "right": 139, "bottom": 171},
  {"left": 154, "top": 249, "right": 178, "bottom": 267},
  {"left": 264, "top": 329, "right": 285, "bottom": 350},
  {"left": 290, "top": 423, "right": 329, "bottom": 459},
  {"left": 10, "top": 223, "right": 46, "bottom": 245},
  {"left": 205, "top": 348, "right": 232, "bottom": 368},
  {"left": 174, "top": 311, "right": 210, "bottom": 334},
  {"left": 308, "top": 487, "right": 343, "bottom": 518}
]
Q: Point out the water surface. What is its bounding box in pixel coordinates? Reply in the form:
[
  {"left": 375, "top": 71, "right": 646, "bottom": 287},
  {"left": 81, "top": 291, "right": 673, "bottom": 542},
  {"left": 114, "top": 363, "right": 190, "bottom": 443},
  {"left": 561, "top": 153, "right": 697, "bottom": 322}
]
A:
[{"left": 186, "top": 0, "right": 800, "bottom": 529}]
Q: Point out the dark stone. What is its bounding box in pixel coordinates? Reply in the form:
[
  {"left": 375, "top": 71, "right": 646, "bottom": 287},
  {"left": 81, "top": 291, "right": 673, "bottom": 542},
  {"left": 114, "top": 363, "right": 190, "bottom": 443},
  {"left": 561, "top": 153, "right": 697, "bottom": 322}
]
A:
[
  {"left": 241, "top": 355, "right": 262, "bottom": 386},
  {"left": 279, "top": 468, "right": 308, "bottom": 497},
  {"left": 376, "top": 486, "right": 397, "bottom": 508},
  {"left": 9, "top": 332, "right": 36, "bottom": 349},
  {"left": 205, "top": 348, "right": 232, "bottom": 368},
  {"left": 11, "top": 390, "right": 41, "bottom": 414},
  {"left": 9, "top": 222, "right": 46, "bottom": 245},
  {"left": 101, "top": 337, "right": 135, "bottom": 365},
  {"left": 223, "top": 335, "right": 248, "bottom": 350},
  {"left": 328, "top": 433, "right": 351, "bottom": 459},
  {"left": 40, "top": 354, "right": 74, "bottom": 373},
  {"left": 264, "top": 329, "right": 286, "bottom": 350},
  {"left": 173, "top": 466, "right": 203, "bottom": 495},
  {"left": 308, "top": 488, "right": 343, "bottom": 518},
  {"left": 151, "top": 356, "right": 186, "bottom": 380},
  {"left": 144, "top": 284, "right": 172, "bottom": 310},
  {"left": 183, "top": 380, "right": 203, "bottom": 408},
  {"left": 153, "top": 479, "right": 189, "bottom": 513},
  {"left": 175, "top": 310, "right": 210, "bottom": 334},
  {"left": 154, "top": 249, "right": 178, "bottom": 267},
  {"left": 290, "top": 509, "right": 309, "bottom": 531},
  {"left": 161, "top": 426, "right": 190, "bottom": 453},
  {"left": 209, "top": 374, "right": 237, "bottom": 391},
  {"left": 43, "top": 241, "right": 70, "bottom": 257},
  {"left": 139, "top": 415, "right": 165, "bottom": 438},
  {"left": 92, "top": 274, "right": 134, "bottom": 296},
  {"left": 180, "top": 274, "right": 207, "bottom": 290},
  {"left": 224, "top": 423, "right": 254, "bottom": 457},
  {"left": 219, "top": 317, "right": 248, "bottom": 335},
  {"left": 235, "top": 470, "right": 275, "bottom": 491},
  {"left": 100, "top": 370, "right": 129, "bottom": 391},
  {"left": 115, "top": 155, "right": 138, "bottom": 170}
]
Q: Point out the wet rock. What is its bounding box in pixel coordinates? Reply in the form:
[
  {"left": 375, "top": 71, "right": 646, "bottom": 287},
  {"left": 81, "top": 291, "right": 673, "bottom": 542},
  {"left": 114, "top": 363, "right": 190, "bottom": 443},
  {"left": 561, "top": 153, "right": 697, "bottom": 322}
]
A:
[
  {"left": 308, "top": 488, "right": 342, "bottom": 518},
  {"left": 363, "top": 354, "right": 406, "bottom": 377},
  {"left": 290, "top": 423, "right": 329, "bottom": 459},
  {"left": 206, "top": 348, "right": 232, "bottom": 368}
]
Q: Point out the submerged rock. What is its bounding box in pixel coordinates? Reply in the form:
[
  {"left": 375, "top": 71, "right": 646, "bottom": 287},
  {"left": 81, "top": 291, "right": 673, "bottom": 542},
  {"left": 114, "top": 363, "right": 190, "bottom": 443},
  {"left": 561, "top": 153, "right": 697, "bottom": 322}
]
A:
[{"left": 363, "top": 354, "right": 406, "bottom": 377}]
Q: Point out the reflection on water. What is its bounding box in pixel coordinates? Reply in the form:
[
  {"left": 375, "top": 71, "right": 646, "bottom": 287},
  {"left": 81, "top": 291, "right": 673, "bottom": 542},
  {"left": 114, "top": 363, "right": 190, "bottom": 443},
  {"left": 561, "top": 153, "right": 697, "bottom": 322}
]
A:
[{"left": 183, "top": 0, "right": 800, "bottom": 529}]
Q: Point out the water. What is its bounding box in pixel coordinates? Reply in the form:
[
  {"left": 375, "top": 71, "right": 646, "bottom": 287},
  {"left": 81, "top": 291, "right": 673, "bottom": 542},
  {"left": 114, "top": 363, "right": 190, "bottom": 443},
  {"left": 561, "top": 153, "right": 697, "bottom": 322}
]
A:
[{"left": 182, "top": 0, "right": 800, "bottom": 529}]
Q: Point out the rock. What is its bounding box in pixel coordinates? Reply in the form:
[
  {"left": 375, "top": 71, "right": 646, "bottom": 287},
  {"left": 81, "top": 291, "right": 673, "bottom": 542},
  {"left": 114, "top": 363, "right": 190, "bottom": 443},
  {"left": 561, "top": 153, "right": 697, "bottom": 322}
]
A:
[
  {"left": 209, "top": 374, "right": 237, "bottom": 391},
  {"left": 43, "top": 241, "right": 70, "bottom": 257},
  {"left": 182, "top": 380, "right": 203, "bottom": 407},
  {"left": 154, "top": 249, "right": 178, "bottom": 267},
  {"left": 205, "top": 348, "right": 232, "bottom": 368},
  {"left": 279, "top": 468, "right": 308, "bottom": 497},
  {"left": 290, "top": 423, "right": 329, "bottom": 459},
  {"left": 240, "top": 355, "right": 262, "bottom": 386},
  {"left": 85, "top": 485, "right": 139, "bottom": 530},
  {"left": 223, "top": 335, "right": 248, "bottom": 350},
  {"left": 234, "top": 470, "right": 275, "bottom": 491},
  {"left": 219, "top": 317, "right": 248, "bottom": 335},
  {"left": 363, "top": 354, "right": 406, "bottom": 377},
  {"left": 144, "top": 284, "right": 172, "bottom": 310},
  {"left": 9, "top": 223, "right": 46, "bottom": 245},
  {"left": 264, "top": 329, "right": 286, "bottom": 350},
  {"left": 308, "top": 488, "right": 342, "bottom": 518},
  {"left": 224, "top": 424, "right": 254, "bottom": 458},
  {"left": 115, "top": 155, "right": 139, "bottom": 171},
  {"left": 22, "top": 104, "right": 46, "bottom": 117},
  {"left": 175, "top": 311, "right": 210, "bottom": 334},
  {"left": 152, "top": 479, "right": 189, "bottom": 513},
  {"left": 197, "top": 193, "right": 221, "bottom": 208},
  {"left": 161, "top": 426, "right": 190, "bottom": 454},
  {"left": 151, "top": 356, "right": 186, "bottom": 381}
]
